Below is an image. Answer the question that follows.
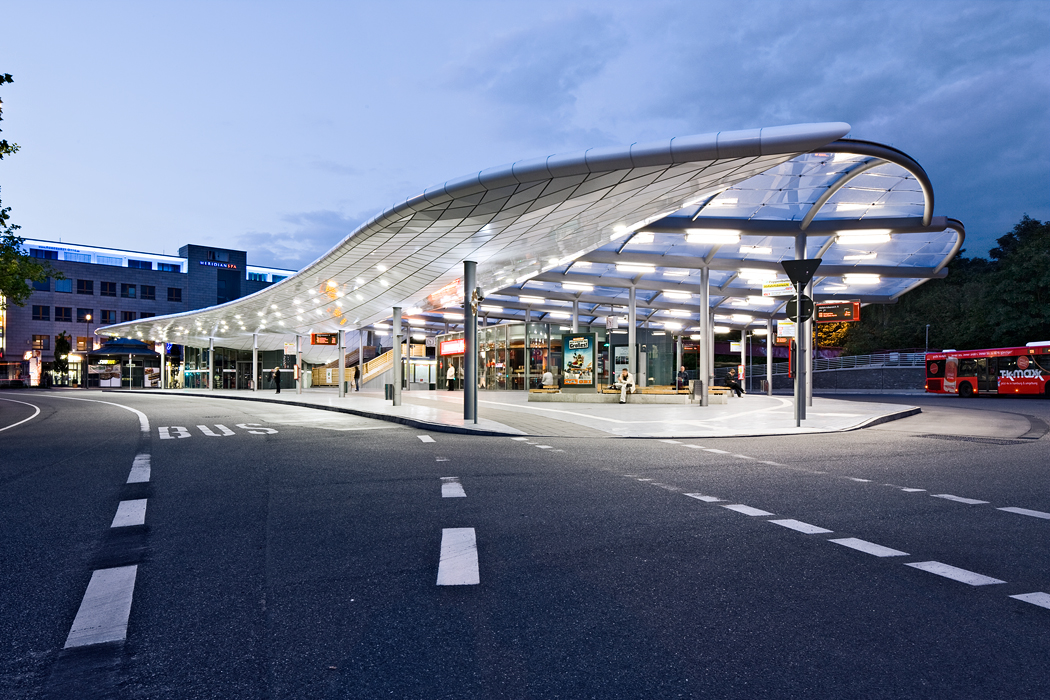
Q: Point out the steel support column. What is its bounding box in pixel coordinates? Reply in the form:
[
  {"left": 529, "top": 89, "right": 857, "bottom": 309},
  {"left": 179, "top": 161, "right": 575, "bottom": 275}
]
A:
[
  {"left": 572, "top": 299, "right": 579, "bottom": 333},
  {"left": 252, "top": 334, "right": 258, "bottom": 392},
  {"left": 338, "top": 329, "right": 345, "bottom": 398},
  {"left": 628, "top": 286, "right": 637, "bottom": 375},
  {"left": 766, "top": 318, "right": 773, "bottom": 396},
  {"left": 794, "top": 232, "right": 807, "bottom": 424},
  {"left": 699, "top": 267, "right": 710, "bottom": 406},
  {"left": 296, "top": 335, "right": 303, "bottom": 395},
  {"left": 208, "top": 338, "right": 214, "bottom": 391},
  {"left": 740, "top": 328, "right": 746, "bottom": 392},
  {"left": 463, "top": 261, "right": 477, "bottom": 422},
  {"left": 392, "top": 307, "right": 402, "bottom": 406}
]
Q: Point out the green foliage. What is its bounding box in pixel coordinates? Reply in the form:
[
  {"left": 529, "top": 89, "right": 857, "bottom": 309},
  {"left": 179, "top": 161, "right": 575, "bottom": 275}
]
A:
[
  {"left": 54, "top": 332, "right": 71, "bottom": 375},
  {"left": 0, "top": 73, "right": 17, "bottom": 161},
  {"left": 841, "top": 215, "right": 1050, "bottom": 354}
]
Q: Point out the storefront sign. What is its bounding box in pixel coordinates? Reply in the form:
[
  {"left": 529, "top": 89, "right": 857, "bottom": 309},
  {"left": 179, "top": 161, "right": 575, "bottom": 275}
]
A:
[
  {"left": 563, "top": 334, "right": 596, "bottom": 387},
  {"left": 198, "top": 260, "right": 238, "bottom": 269},
  {"left": 439, "top": 338, "right": 466, "bottom": 356},
  {"left": 311, "top": 333, "right": 338, "bottom": 345}
]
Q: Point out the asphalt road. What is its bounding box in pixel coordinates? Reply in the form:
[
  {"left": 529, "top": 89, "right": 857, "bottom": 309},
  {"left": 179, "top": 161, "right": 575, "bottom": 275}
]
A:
[{"left": 1, "top": 391, "right": 1048, "bottom": 699}]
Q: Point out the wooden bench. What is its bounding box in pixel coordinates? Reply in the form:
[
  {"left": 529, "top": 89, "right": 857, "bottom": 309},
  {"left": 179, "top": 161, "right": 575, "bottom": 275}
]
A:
[{"left": 528, "top": 387, "right": 561, "bottom": 393}]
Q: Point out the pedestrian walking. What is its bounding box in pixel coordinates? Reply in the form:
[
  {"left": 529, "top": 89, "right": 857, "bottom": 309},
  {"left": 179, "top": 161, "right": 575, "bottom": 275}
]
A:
[
  {"left": 270, "top": 365, "right": 282, "bottom": 394},
  {"left": 447, "top": 364, "right": 456, "bottom": 391}
]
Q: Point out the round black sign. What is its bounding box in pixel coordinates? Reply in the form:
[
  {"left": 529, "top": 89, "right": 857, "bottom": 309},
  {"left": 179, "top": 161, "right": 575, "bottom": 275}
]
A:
[{"left": 786, "top": 295, "right": 814, "bottom": 323}]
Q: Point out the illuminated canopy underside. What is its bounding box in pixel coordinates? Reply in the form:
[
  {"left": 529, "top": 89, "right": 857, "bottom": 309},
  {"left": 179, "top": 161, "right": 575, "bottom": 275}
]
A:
[{"left": 98, "top": 122, "right": 964, "bottom": 362}]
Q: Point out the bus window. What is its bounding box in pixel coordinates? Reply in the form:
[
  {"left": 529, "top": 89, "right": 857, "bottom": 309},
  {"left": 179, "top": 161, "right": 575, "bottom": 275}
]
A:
[
  {"left": 957, "top": 358, "right": 978, "bottom": 377},
  {"left": 998, "top": 356, "right": 1018, "bottom": 373}
]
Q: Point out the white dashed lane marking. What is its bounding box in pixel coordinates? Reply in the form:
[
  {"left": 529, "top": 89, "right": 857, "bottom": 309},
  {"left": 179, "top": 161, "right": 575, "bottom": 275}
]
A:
[
  {"left": 829, "top": 538, "right": 909, "bottom": 557},
  {"left": 998, "top": 507, "right": 1050, "bottom": 520},
  {"left": 722, "top": 504, "right": 774, "bottom": 517},
  {"left": 417, "top": 435, "right": 435, "bottom": 443},
  {"left": 127, "top": 454, "right": 150, "bottom": 484},
  {"left": 64, "top": 566, "right": 138, "bottom": 648},
  {"left": 905, "top": 561, "right": 1006, "bottom": 586},
  {"left": 684, "top": 493, "right": 722, "bottom": 502},
  {"left": 1010, "top": 592, "right": 1050, "bottom": 609},
  {"left": 441, "top": 477, "right": 466, "bottom": 498},
  {"left": 535, "top": 445, "right": 553, "bottom": 449},
  {"left": 110, "top": 500, "right": 147, "bottom": 528},
  {"left": 931, "top": 494, "right": 990, "bottom": 505},
  {"left": 901, "top": 488, "right": 926, "bottom": 492},
  {"left": 436, "top": 528, "right": 479, "bottom": 586},
  {"left": 769, "top": 519, "right": 834, "bottom": 535},
  {"left": 511, "top": 437, "right": 528, "bottom": 441}
]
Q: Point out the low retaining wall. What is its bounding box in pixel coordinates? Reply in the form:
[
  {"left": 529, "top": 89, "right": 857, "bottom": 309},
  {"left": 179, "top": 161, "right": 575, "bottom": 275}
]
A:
[
  {"left": 529, "top": 392, "right": 691, "bottom": 404},
  {"left": 760, "top": 367, "right": 925, "bottom": 392}
]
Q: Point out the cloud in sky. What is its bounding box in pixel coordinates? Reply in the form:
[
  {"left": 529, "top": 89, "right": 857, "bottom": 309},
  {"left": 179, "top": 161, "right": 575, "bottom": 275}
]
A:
[{"left": 2, "top": 0, "right": 1047, "bottom": 265}]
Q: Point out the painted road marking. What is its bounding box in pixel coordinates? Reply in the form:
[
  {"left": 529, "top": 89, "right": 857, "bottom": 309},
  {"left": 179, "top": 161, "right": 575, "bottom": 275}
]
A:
[
  {"left": 901, "top": 488, "right": 926, "bottom": 492},
  {"left": 650, "top": 483, "right": 679, "bottom": 491},
  {"left": 636, "top": 478, "right": 653, "bottom": 482},
  {"left": 905, "top": 561, "right": 1005, "bottom": 586},
  {"left": 511, "top": 437, "right": 528, "bottom": 441},
  {"left": 111, "top": 500, "right": 147, "bottom": 528},
  {"left": 536, "top": 445, "right": 553, "bottom": 449},
  {"left": 997, "top": 507, "right": 1050, "bottom": 520},
  {"left": 441, "top": 477, "right": 466, "bottom": 498},
  {"left": 1010, "top": 592, "right": 1050, "bottom": 609},
  {"left": 722, "top": 504, "right": 774, "bottom": 516},
  {"left": 0, "top": 398, "right": 41, "bottom": 433},
  {"left": 436, "top": 457, "right": 450, "bottom": 462},
  {"left": 829, "top": 538, "right": 909, "bottom": 557},
  {"left": 417, "top": 435, "right": 436, "bottom": 443},
  {"left": 759, "top": 461, "right": 786, "bottom": 466},
  {"left": 849, "top": 478, "right": 871, "bottom": 482},
  {"left": 704, "top": 448, "right": 731, "bottom": 454},
  {"left": 53, "top": 397, "right": 150, "bottom": 433},
  {"left": 659, "top": 439, "right": 681, "bottom": 444},
  {"left": 198, "top": 424, "right": 235, "bottom": 437},
  {"left": 436, "top": 528, "right": 479, "bottom": 586},
  {"left": 235, "top": 423, "right": 278, "bottom": 434},
  {"left": 127, "top": 454, "right": 150, "bottom": 484},
  {"left": 769, "top": 519, "right": 833, "bottom": 535},
  {"left": 159, "top": 426, "right": 191, "bottom": 440},
  {"left": 684, "top": 444, "right": 704, "bottom": 449},
  {"left": 685, "top": 493, "right": 722, "bottom": 502},
  {"left": 931, "top": 494, "right": 990, "bottom": 505},
  {"left": 64, "top": 566, "right": 138, "bottom": 648},
  {"left": 731, "top": 454, "right": 755, "bottom": 460}
]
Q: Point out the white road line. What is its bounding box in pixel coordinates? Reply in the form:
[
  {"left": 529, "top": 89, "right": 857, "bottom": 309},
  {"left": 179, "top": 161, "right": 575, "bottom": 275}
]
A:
[
  {"left": 441, "top": 477, "right": 466, "bottom": 498},
  {"left": 127, "top": 454, "right": 150, "bottom": 484},
  {"left": 64, "top": 566, "right": 138, "bottom": 648},
  {"left": 684, "top": 493, "right": 722, "bottom": 502},
  {"left": 704, "top": 448, "right": 731, "bottom": 454},
  {"left": 829, "top": 538, "right": 909, "bottom": 557},
  {"left": 511, "top": 437, "right": 528, "bottom": 441},
  {"left": 111, "top": 499, "right": 147, "bottom": 528},
  {"left": 901, "top": 488, "right": 926, "bottom": 492},
  {"left": 0, "top": 398, "right": 42, "bottom": 433},
  {"left": 684, "top": 444, "right": 704, "bottom": 449},
  {"left": 722, "top": 504, "right": 774, "bottom": 516},
  {"left": 731, "top": 454, "right": 755, "bottom": 460},
  {"left": 1010, "top": 592, "right": 1050, "bottom": 609},
  {"left": 436, "top": 528, "right": 479, "bottom": 586},
  {"left": 51, "top": 397, "right": 150, "bottom": 433},
  {"left": 535, "top": 445, "right": 553, "bottom": 449},
  {"left": 769, "top": 519, "right": 833, "bottom": 535},
  {"left": 436, "top": 457, "right": 450, "bottom": 462},
  {"left": 650, "top": 483, "right": 679, "bottom": 491},
  {"left": 659, "top": 439, "right": 681, "bottom": 444},
  {"left": 905, "top": 561, "right": 1005, "bottom": 586},
  {"left": 159, "top": 427, "right": 190, "bottom": 440},
  {"left": 931, "top": 494, "right": 990, "bottom": 505},
  {"left": 998, "top": 507, "right": 1050, "bottom": 520},
  {"left": 417, "top": 435, "right": 436, "bottom": 443},
  {"left": 848, "top": 478, "right": 871, "bottom": 482},
  {"left": 636, "top": 478, "right": 653, "bottom": 481},
  {"left": 759, "top": 460, "right": 786, "bottom": 466}
]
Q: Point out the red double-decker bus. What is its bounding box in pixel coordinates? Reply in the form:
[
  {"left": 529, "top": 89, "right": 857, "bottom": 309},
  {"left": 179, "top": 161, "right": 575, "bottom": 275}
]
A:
[{"left": 925, "top": 343, "right": 1050, "bottom": 397}]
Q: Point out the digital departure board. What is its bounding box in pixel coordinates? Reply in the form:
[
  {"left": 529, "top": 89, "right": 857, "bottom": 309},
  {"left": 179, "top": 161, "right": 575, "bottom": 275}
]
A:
[
  {"left": 311, "top": 333, "right": 339, "bottom": 345},
  {"left": 815, "top": 301, "right": 861, "bottom": 324}
]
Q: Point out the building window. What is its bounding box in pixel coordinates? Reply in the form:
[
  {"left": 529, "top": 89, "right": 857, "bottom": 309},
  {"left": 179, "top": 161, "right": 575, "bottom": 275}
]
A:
[
  {"left": 140, "top": 311, "right": 155, "bottom": 318},
  {"left": 157, "top": 262, "right": 180, "bottom": 273},
  {"left": 64, "top": 252, "right": 91, "bottom": 263},
  {"left": 77, "top": 279, "right": 94, "bottom": 295},
  {"left": 32, "top": 277, "right": 50, "bottom": 291},
  {"left": 29, "top": 249, "right": 58, "bottom": 260},
  {"left": 76, "top": 337, "right": 91, "bottom": 351},
  {"left": 101, "top": 310, "right": 116, "bottom": 324},
  {"left": 128, "top": 259, "right": 152, "bottom": 270},
  {"left": 97, "top": 255, "right": 122, "bottom": 266},
  {"left": 32, "top": 335, "right": 50, "bottom": 350},
  {"left": 101, "top": 281, "right": 117, "bottom": 297},
  {"left": 32, "top": 305, "right": 50, "bottom": 321},
  {"left": 207, "top": 250, "right": 229, "bottom": 262},
  {"left": 120, "top": 283, "right": 136, "bottom": 299},
  {"left": 168, "top": 287, "right": 182, "bottom": 302},
  {"left": 248, "top": 272, "right": 267, "bottom": 282},
  {"left": 121, "top": 311, "right": 136, "bottom": 322},
  {"left": 55, "top": 307, "right": 73, "bottom": 323},
  {"left": 77, "top": 308, "right": 93, "bottom": 323},
  {"left": 141, "top": 285, "right": 156, "bottom": 300},
  {"left": 272, "top": 275, "right": 287, "bottom": 283},
  {"left": 55, "top": 278, "right": 73, "bottom": 293}
]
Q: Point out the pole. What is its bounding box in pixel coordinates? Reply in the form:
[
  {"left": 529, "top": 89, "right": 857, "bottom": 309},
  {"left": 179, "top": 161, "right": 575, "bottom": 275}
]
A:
[
  {"left": 793, "top": 232, "right": 806, "bottom": 425},
  {"left": 805, "top": 278, "right": 814, "bottom": 408},
  {"left": 208, "top": 337, "right": 214, "bottom": 392},
  {"left": 252, "top": 334, "right": 258, "bottom": 392},
  {"left": 357, "top": 329, "right": 364, "bottom": 391},
  {"left": 296, "top": 335, "right": 303, "bottom": 395},
  {"left": 739, "top": 328, "right": 746, "bottom": 393},
  {"left": 392, "top": 307, "right": 403, "bottom": 406},
  {"left": 925, "top": 324, "right": 930, "bottom": 353},
  {"left": 338, "top": 329, "right": 345, "bottom": 398},
  {"left": 85, "top": 316, "right": 92, "bottom": 389},
  {"left": 766, "top": 318, "right": 773, "bottom": 396},
  {"left": 463, "top": 261, "right": 477, "bottom": 422},
  {"left": 572, "top": 298, "right": 579, "bottom": 333},
  {"left": 159, "top": 340, "right": 166, "bottom": 391},
  {"left": 699, "top": 267, "right": 710, "bottom": 406}
]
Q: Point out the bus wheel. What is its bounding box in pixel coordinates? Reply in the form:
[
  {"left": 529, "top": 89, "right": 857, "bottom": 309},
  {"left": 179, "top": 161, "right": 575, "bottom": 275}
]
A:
[{"left": 959, "top": 382, "right": 974, "bottom": 398}]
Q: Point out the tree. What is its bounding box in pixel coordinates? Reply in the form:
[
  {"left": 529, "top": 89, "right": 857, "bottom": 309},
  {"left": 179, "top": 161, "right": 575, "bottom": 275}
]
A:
[
  {"left": 54, "top": 331, "right": 71, "bottom": 377},
  {"left": 0, "top": 72, "right": 58, "bottom": 309}
]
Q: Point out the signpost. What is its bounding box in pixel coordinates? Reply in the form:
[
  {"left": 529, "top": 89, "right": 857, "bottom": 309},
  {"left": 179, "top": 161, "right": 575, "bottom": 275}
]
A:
[
  {"left": 786, "top": 295, "right": 814, "bottom": 323},
  {"left": 780, "top": 258, "right": 822, "bottom": 427}
]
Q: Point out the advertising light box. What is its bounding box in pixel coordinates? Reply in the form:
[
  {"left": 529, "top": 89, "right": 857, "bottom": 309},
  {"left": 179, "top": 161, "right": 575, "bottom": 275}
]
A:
[
  {"left": 439, "top": 338, "right": 466, "bottom": 356},
  {"left": 563, "top": 333, "right": 596, "bottom": 387}
]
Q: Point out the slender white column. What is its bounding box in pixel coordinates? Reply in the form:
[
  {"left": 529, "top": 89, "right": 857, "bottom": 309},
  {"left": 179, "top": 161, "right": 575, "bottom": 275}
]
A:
[
  {"left": 572, "top": 298, "right": 579, "bottom": 333},
  {"left": 159, "top": 341, "right": 166, "bottom": 390},
  {"left": 338, "top": 329, "right": 345, "bottom": 398},
  {"left": 252, "top": 334, "right": 258, "bottom": 392},
  {"left": 208, "top": 338, "right": 214, "bottom": 391},
  {"left": 463, "top": 260, "right": 477, "bottom": 422},
  {"left": 698, "top": 267, "right": 709, "bottom": 406},
  {"left": 794, "top": 232, "right": 807, "bottom": 423},
  {"left": 740, "top": 328, "right": 747, "bottom": 392},
  {"left": 766, "top": 318, "right": 773, "bottom": 396},
  {"left": 392, "top": 307, "right": 402, "bottom": 406},
  {"left": 295, "top": 335, "right": 302, "bottom": 395},
  {"left": 628, "top": 286, "right": 637, "bottom": 375},
  {"left": 805, "top": 278, "right": 814, "bottom": 407}
]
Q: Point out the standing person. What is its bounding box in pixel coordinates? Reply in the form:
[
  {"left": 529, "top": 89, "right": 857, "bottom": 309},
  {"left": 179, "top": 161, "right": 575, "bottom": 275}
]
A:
[
  {"left": 348, "top": 365, "right": 357, "bottom": 392},
  {"left": 612, "top": 367, "right": 634, "bottom": 404},
  {"left": 446, "top": 364, "right": 456, "bottom": 391},
  {"left": 677, "top": 365, "right": 689, "bottom": 391},
  {"left": 725, "top": 368, "right": 744, "bottom": 397},
  {"left": 270, "top": 365, "right": 282, "bottom": 394}
]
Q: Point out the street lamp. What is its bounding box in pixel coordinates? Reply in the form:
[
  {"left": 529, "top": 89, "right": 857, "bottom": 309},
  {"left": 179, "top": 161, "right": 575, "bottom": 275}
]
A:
[
  {"left": 925, "top": 324, "right": 930, "bottom": 354},
  {"left": 84, "top": 314, "right": 92, "bottom": 389}
]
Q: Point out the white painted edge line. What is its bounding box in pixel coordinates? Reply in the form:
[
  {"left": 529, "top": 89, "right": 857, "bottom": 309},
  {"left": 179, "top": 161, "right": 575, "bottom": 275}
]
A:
[
  {"left": 441, "top": 477, "right": 466, "bottom": 498},
  {"left": 50, "top": 396, "right": 150, "bottom": 433},
  {"left": 900, "top": 488, "right": 926, "bottom": 492},
  {"left": 659, "top": 439, "right": 681, "bottom": 444},
  {"left": 758, "top": 460, "right": 786, "bottom": 466},
  {"left": 931, "top": 494, "right": 990, "bottom": 505},
  {"left": 905, "top": 560, "right": 1005, "bottom": 586},
  {"left": 683, "top": 444, "right": 704, "bottom": 449},
  {"left": 0, "top": 398, "right": 42, "bottom": 433},
  {"left": 769, "top": 519, "right": 833, "bottom": 534},
  {"left": 535, "top": 445, "right": 553, "bottom": 449},
  {"left": 829, "top": 537, "right": 909, "bottom": 557},
  {"left": 636, "top": 478, "right": 653, "bottom": 481},
  {"left": 127, "top": 454, "right": 151, "bottom": 484},
  {"left": 731, "top": 454, "right": 755, "bottom": 460},
  {"left": 848, "top": 478, "right": 871, "bottom": 482},
  {"left": 111, "top": 499, "right": 147, "bottom": 528},
  {"left": 685, "top": 493, "right": 723, "bottom": 502},
  {"left": 417, "top": 435, "right": 436, "bottom": 443},
  {"left": 511, "top": 437, "right": 528, "bottom": 441},
  {"left": 1010, "top": 592, "right": 1050, "bottom": 609},
  {"left": 722, "top": 504, "right": 774, "bottom": 516},
  {"left": 436, "top": 528, "right": 479, "bottom": 585},
  {"left": 704, "top": 448, "right": 731, "bottom": 454},
  {"left": 64, "top": 565, "right": 138, "bottom": 648},
  {"left": 997, "top": 507, "right": 1050, "bottom": 520}
]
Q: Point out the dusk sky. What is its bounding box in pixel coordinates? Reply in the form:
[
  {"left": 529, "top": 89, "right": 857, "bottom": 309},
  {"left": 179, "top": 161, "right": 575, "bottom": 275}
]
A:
[{"left": 3, "top": 1, "right": 1047, "bottom": 270}]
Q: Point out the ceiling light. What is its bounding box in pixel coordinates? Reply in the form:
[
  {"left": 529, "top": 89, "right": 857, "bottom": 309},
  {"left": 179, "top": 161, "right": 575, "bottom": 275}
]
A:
[
  {"left": 616, "top": 263, "right": 655, "bottom": 273},
  {"left": 686, "top": 229, "right": 741, "bottom": 244},
  {"left": 843, "top": 252, "right": 878, "bottom": 260},
  {"left": 844, "top": 274, "right": 881, "bottom": 285},
  {"left": 713, "top": 325, "right": 731, "bottom": 333},
  {"left": 739, "top": 268, "right": 779, "bottom": 281},
  {"left": 480, "top": 305, "right": 503, "bottom": 312},
  {"left": 519, "top": 296, "right": 545, "bottom": 304},
  {"left": 443, "top": 313, "right": 464, "bottom": 319},
  {"left": 407, "top": 318, "right": 426, "bottom": 325},
  {"left": 669, "top": 310, "right": 691, "bottom": 317},
  {"left": 837, "top": 230, "right": 891, "bottom": 244},
  {"left": 379, "top": 280, "right": 389, "bottom": 287},
  {"left": 412, "top": 334, "right": 426, "bottom": 341},
  {"left": 731, "top": 314, "right": 753, "bottom": 322},
  {"left": 376, "top": 264, "right": 387, "bottom": 272},
  {"left": 652, "top": 331, "right": 666, "bottom": 336},
  {"left": 662, "top": 290, "right": 691, "bottom": 300},
  {"left": 663, "top": 322, "right": 682, "bottom": 330},
  {"left": 754, "top": 329, "right": 769, "bottom": 336},
  {"left": 739, "top": 245, "right": 772, "bottom": 255},
  {"left": 548, "top": 312, "right": 571, "bottom": 319},
  {"left": 562, "top": 283, "right": 593, "bottom": 292},
  {"left": 747, "top": 296, "right": 775, "bottom": 306},
  {"left": 630, "top": 232, "right": 654, "bottom": 244},
  {"left": 374, "top": 323, "right": 391, "bottom": 330},
  {"left": 690, "top": 334, "right": 702, "bottom": 340},
  {"left": 611, "top": 224, "right": 631, "bottom": 240}
]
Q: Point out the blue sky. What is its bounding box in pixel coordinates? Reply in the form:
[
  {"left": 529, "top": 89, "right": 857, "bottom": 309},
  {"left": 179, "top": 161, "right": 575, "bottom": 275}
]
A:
[{"left": 2, "top": 0, "right": 1047, "bottom": 269}]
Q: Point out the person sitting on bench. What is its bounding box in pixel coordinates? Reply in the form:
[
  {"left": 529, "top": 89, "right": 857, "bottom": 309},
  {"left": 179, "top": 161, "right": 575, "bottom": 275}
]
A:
[
  {"left": 612, "top": 368, "right": 635, "bottom": 404},
  {"left": 725, "top": 368, "right": 744, "bottom": 397}
]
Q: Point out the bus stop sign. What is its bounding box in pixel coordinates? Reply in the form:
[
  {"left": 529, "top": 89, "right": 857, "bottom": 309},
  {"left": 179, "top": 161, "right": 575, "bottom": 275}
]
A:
[
  {"left": 786, "top": 295, "right": 814, "bottom": 323},
  {"left": 780, "top": 258, "right": 822, "bottom": 288}
]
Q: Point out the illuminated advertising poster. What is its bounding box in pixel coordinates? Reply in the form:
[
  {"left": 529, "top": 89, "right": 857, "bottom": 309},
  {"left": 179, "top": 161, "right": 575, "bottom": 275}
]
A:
[{"left": 563, "top": 333, "right": 595, "bottom": 387}]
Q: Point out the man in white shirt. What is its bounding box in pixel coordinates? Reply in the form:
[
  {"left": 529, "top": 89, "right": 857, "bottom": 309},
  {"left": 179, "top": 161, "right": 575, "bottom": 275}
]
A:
[
  {"left": 612, "top": 368, "right": 634, "bottom": 404},
  {"left": 541, "top": 369, "right": 555, "bottom": 387}
]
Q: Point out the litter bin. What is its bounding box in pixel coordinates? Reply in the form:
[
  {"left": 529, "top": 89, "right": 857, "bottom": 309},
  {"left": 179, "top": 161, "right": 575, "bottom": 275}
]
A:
[
  {"left": 384, "top": 383, "right": 393, "bottom": 400},
  {"left": 760, "top": 379, "right": 769, "bottom": 393}
]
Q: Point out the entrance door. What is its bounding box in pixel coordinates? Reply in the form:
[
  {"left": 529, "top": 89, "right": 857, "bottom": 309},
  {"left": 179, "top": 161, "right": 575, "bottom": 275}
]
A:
[
  {"left": 236, "top": 361, "right": 256, "bottom": 390},
  {"left": 977, "top": 357, "right": 997, "bottom": 393}
]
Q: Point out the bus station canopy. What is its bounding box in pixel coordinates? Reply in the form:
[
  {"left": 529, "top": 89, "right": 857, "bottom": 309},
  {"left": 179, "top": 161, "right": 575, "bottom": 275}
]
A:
[{"left": 98, "top": 121, "right": 964, "bottom": 361}]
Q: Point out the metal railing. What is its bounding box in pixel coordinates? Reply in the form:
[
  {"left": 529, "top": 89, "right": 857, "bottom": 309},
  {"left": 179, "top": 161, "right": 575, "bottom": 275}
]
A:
[{"left": 714, "top": 352, "right": 926, "bottom": 377}]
